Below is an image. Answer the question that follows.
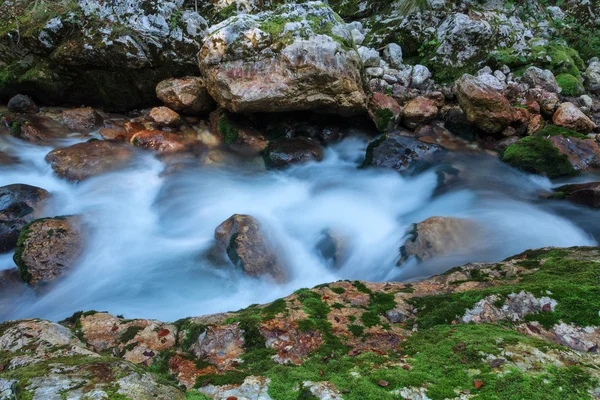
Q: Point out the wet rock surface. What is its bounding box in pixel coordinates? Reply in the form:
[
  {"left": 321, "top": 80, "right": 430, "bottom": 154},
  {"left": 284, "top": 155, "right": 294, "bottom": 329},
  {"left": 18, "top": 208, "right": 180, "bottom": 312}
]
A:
[
  {"left": 0, "top": 184, "right": 50, "bottom": 253},
  {"left": 365, "top": 133, "right": 447, "bottom": 173},
  {"left": 45, "top": 140, "right": 134, "bottom": 181},
  {"left": 264, "top": 137, "right": 324, "bottom": 168},
  {"left": 13, "top": 216, "right": 83, "bottom": 284},
  {"left": 214, "top": 214, "right": 287, "bottom": 282}
]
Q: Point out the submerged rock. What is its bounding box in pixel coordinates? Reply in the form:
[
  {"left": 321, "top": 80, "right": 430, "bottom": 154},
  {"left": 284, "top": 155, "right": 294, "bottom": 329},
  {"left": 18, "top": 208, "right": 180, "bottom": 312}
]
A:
[
  {"left": 553, "top": 182, "right": 600, "bottom": 208},
  {"left": 13, "top": 216, "right": 83, "bottom": 284},
  {"left": 399, "top": 216, "right": 479, "bottom": 264},
  {"left": 198, "top": 2, "right": 366, "bottom": 116},
  {"left": 156, "top": 76, "right": 215, "bottom": 115},
  {"left": 45, "top": 140, "right": 133, "bottom": 181},
  {"left": 264, "top": 137, "right": 324, "bottom": 168},
  {"left": 364, "top": 133, "right": 447, "bottom": 173},
  {"left": 454, "top": 74, "right": 513, "bottom": 134},
  {"left": 7, "top": 94, "right": 39, "bottom": 114},
  {"left": 214, "top": 214, "right": 286, "bottom": 282},
  {"left": 0, "top": 184, "right": 50, "bottom": 253}
]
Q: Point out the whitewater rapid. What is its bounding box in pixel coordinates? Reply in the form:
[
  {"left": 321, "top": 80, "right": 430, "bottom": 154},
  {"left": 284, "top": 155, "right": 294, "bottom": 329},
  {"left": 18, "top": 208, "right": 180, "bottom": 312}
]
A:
[{"left": 0, "top": 133, "right": 598, "bottom": 322}]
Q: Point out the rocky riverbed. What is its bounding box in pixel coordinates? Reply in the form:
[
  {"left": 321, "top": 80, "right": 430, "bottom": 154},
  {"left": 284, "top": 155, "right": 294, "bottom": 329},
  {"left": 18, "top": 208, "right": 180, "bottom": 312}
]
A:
[{"left": 2, "top": 0, "right": 600, "bottom": 398}]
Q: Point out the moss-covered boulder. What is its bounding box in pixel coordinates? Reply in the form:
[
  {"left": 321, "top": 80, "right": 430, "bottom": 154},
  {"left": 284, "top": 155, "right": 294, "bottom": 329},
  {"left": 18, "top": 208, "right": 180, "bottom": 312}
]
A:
[
  {"left": 501, "top": 135, "right": 577, "bottom": 178},
  {"left": 556, "top": 73, "right": 585, "bottom": 97},
  {"left": 198, "top": 2, "right": 366, "bottom": 116},
  {"left": 0, "top": 0, "right": 207, "bottom": 111},
  {"left": 13, "top": 216, "right": 83, "bottom": 284},
  {"left": 368, "top": 93, "right": 401, "bottom": 132}
]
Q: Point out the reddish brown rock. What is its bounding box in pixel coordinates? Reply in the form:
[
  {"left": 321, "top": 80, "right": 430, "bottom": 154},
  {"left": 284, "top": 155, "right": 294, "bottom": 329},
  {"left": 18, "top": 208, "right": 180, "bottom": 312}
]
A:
[
  {"left": 402, "top": 96, "right": 438, "bottom": 129},
  {"left": 169, "top": 355, "right": 213, "bottom": 389},
  {"left": 368, "top": 93, "right": 401, "bottom": 132},
  {"left": 549, "top": 135, "right": 600, "bottom": 171},
  {"left": 156, "top": 77, "right": 216, "bottom": 115},
  {"left": 527, "top": 114, "right": 545, "bottom": 135},
  {"left": 14, "top": 216, "right": 83, "bottom": 284},
  {"left": 45, "top": 140, "right": 133, "bottom": 181},
  {"left": 62, "top": 107, "right": 102, "bottom": 132},
  {"left": 99, "top": 127, "right": 133, "bottom": 142},
  {"left": 131, "top": 130, "right": 189, "bottom": 154},
  {"left": 553, "top": 102, "right": 597, "bottom": 134},
  {"left": 454, "top": 74, "right": 513, "bottom": 134},
  {"left": 214, "top": 214, "right": 287, "bottom": 282},
  {"left": 148, "top": 107, "right": 181, "bottom": 127}
]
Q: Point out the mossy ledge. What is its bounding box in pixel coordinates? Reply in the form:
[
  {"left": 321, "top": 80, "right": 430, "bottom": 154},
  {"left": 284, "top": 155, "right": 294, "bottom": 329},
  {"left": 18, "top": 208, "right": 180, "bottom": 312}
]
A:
[{"left": 2, "top": 247, "right": 600, "bottom": 399}]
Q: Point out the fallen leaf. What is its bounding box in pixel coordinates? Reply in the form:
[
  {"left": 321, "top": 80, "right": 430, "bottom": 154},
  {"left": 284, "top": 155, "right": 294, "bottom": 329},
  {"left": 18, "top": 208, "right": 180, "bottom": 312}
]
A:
[
  {"left": 402, "top": 364, "right": 411, "bottom": 370},
  {"left": 473, "top": 380, "right": 484, "bottom": 389}
]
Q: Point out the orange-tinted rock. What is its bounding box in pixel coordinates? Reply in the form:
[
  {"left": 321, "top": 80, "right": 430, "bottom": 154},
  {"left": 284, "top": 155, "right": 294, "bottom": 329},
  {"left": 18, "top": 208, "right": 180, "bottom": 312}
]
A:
[
  {"left": 552, "top": 102, "right": 597, "bottom": 134},
  {"left": 454, "top": 74, "right": 513, "bottom": 134},
  {"left": 402, "top": 96, "right": 438, "bottom": 129},
  {"left": 527, "top": 114, "right": 545, "bottom": 135},
  {"left": 45, "top": 140, "right": 133, "bottom": 181},
  {"left": 192, "top": 324, "right": 245, "bottom": 371},
  {"left": 148, "top": 106, "right": 182, "bottom": 127},
  {"left": 131, "top": 130, "right": 189, "bottom": 154}
]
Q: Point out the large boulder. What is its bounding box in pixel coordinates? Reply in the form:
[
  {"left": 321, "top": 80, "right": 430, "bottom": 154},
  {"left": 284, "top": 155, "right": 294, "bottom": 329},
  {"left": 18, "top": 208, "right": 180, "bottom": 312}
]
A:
[
  {"left": 522, "top": 67, "right": 561, "bottom": 93},
  {"left": 399, "top": 216, "right": 479, "bottom": 264},
  {"left": 363, "top": 133, "right": 447, "bottom": 173},
  {"left": 264, "top": 137, "right": 324, "bottom": 168},
  {"left": 552, "top": 102, "right": 597, "bottom": 134},
  {"left": 13, "top": 216, "right": 83, "bottom": 284},
  {"left": 62, "top": 107, "right": 102, "bottom": 132},
  {"left": 0, "top": 184, "right": 50, "bottom": 253},
  {"left": 198, "top": 2, "right": 366, "bottom": 116},
  {"left": 0, "top": 0, "right": 208, "bottom": 111},
  {"left": 7, "top": 94, "right": 38, "bottom": 114},
  {"left": 156, "top": 77, "right": 216, "bottom": 115},
  {"left": 214, "top": 214, "right": 286, "bottom": 282},
  {"left": 45, "top": 140, "right": 134, "bottom": 181},
  {"left": 454, "top": 74, "right": 513, "bottom": 134}
]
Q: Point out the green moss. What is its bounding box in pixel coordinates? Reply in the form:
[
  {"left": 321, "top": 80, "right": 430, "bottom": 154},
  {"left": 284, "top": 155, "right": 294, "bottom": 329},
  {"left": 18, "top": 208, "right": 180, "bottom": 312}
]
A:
[
  {"left": 360, "top": 311, "right": 380, "bottom": 328},
  {"left": 119, "top": 326, "right": 144, "bottom": 343},
  {"left": 173, "top": 318, "right": 207, "bottom": 352},
  {"left": 488, "top": 43, "right": 584, "bottom": 77},
  {"left": 534, "top": 125, "right": 589, "bottom": 140},
  {"left": 501, "top": 136, "right": 577, "bottom": 178},
  {"left": 348, "top": 324, "right": 364, "bottom": 337},
  {"left": 185, "top": 391, "right": 214, "bottom": 400},
  {"left": 361, "top": 134, "right": 387, "bottom": 168},
  {"left": 556, "top": 74, "right": 584, "bottom": 97},
  {"left": 330, "top": 287, "right": 346, "bottom": 295},
  {"left": 217, "top": 114, "right": 239, "bottom": 145},
  {"left": 373, "top": 108, "right": 395, "bottom": 132},
  {"left": 410, "top": 248, "right": 600, "bottom": 330},
  {"left": 352, "top": 281, "right": 373, "bottom": 295},
  {"left": 262, "top": 298, "right": 287, "bottom": 320}
]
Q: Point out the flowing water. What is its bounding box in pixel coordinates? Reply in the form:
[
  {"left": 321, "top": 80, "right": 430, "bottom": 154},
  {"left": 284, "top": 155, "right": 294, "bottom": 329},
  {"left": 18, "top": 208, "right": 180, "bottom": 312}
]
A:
[{"left": 0, "top": 131, "right": 598, "bottom": 322}]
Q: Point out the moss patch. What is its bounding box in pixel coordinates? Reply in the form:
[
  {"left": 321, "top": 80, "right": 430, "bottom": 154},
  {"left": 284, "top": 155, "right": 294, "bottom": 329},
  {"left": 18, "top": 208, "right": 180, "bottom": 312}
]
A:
[
  {"left": 501, "top": 136, "right": 577, "bottom": 178},
  {"left": 556, "top": 74, "right": 584, "bottom": 97}
]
